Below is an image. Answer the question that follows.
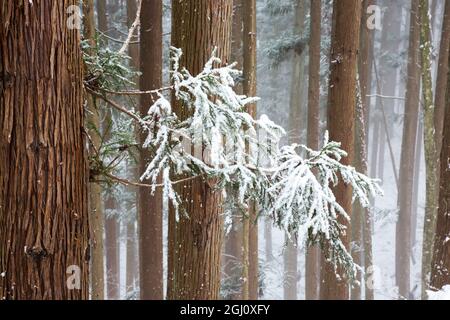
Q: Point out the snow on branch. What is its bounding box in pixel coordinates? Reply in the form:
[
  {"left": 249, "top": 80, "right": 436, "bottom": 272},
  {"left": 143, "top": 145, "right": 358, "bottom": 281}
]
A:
[{"left": 124, "top": 47, "right": 382, "bottom": 280}]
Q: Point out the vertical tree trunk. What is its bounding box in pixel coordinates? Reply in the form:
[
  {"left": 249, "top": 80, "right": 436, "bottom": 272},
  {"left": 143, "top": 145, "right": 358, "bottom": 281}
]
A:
[
  {"left": 353, "top": 0, "right": 375, "bottom": 301},
  {"left": 139, "top": 0, "right": 164, "bottom": 300},
  {"left": 97, "top": 0, "right": 108, "bottom": 36},
  {"left": 305, "top": 0, "right": 321, "bottom": 301},
  {"left": 375, "top": 2, "right": 402, "bottom": 184},
  {"left": 83, "top": 0, "right": 105, "bottom": 301},
  {"left": 320, "top": 0, "right": 362, "bottom": 300},
  {"left": 430, "top": 41, "right": 450, "bottom": 291},
  {"left": 420, "top": 0, "right": 439, "bottom": 298},
  {"left": 264, "top": 218, "right": 273, "bottom": 263},
  {"left": 284, "top": 0, "right": 307, "bottom": 301},
  {"left": 396, "top": 0, "right": 421, "bottom": 299},
  {"left": 370, "top": 119, "right": 380, "bottom": 182},
  {"left": 411, "top": 119, "right": 423, "bottom": 249},
  {"left": 126, "top": 0, "right": 140, "bottom": 297},
  {"left": 243, "top": 0, "right": 259, "bottom": 301},
  {"left": 0, "top": 0, "right": 89, "bottom": 299},
  {"left": 223, "top": 0, "right": 244, "bottom": 300},
  {"left": 105, "top": 196, "right": 120, "bottom": 300},
  {"left": 168, "top": 0, "right": 233, "bottom": 300},
  {"left": 434, "top": 1, "right": 450, "bottom": 164},
  {"left": 98, "top": 0, "right": 121, "bottom": 301}
]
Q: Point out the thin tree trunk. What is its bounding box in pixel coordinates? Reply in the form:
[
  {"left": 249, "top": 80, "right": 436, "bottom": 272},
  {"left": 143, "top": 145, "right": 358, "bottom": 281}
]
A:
[
  {"left": 168, "top": 0, "right": 233, "bottom": 300},
  {"left": 139, "top": 0, "right": 164, "bottom": 300},
  {"left": 434, "top": 1, "right": 450, "bottom": 163},
  {"left": 353, "top": 0, "right": 375, "bottom": 301},
  {"left": 105, "top": 195, "right": 120, "bottom": 300},
  {"left": 376, "top": 2, "right": 402, "bottom": 185},
  {"left": 126, "top": 0, "right": 140, "bottom": 297},
  {"left": 420, "top": 0, "right": 439, "bottom": 298},
  {"left": 305, "top": 0, "right": 321, "bottom": 301},
  {"left": 430, "top": 40, "right": 450, "bottom": 291},
  {"left": 320, "top": 0, "right": 362, "bottom": 300},
  {"left": 411, "top": 119, "right": 423, "bottom": 249},
  {"left": 284, "top": 236, "right": 298, "bottom": 300},
  {"left": 0, "top": 0, "right": 89, "bottom": 299},
  {"left": 97, "top": 0, "right": 108, "bottom": 36},
  {"left": 242, "top": 0, "right": 258, "bottom": 301},
  {"left": 370, "top": 119, "right": 380, "bottom": 182},
  {"left": 396, "top": 0, "right": 421, "bottom": 299},
  {"left": 83, "top": 0, "right": 105, "bottom": 301},
  {"left": 284, "top": 0, "right": 307, "bottom": 301},
  {"left": 264, "top": 218, "right": 273, "bottom": 263},
  {"left": 224, "top": 0, "right": 244, "bottom": 300}
]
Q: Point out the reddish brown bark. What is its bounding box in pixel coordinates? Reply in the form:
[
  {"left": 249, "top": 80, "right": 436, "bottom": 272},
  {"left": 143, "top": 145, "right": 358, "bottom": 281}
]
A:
[
  {"left": 320, "top": 0, "right": 362, "bottom": 300},
  {"left": 305, "top": 0, "right": 321, "bottom": 301},
  {"left": 434, "top": 1, "right": 450, "bottom": 159},
  {"left": 139, "top": 0, "right": 164, "bottom": 300},
  {"left": 430, "top": 36, "right": 450, "bottom": 290},
  {"left": 0, "top": 0, "right": 89, "bottom": 300},
  {"left": 168, "top": 0, "right": 233, "bottom": 300}
]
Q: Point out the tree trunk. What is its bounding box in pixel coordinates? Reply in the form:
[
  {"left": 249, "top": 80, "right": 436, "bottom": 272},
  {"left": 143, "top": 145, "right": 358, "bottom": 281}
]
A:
[
  {"left": 284, "top": 0, "right": 307, "bottom": 301},
  {"left": 83, "top": 0, "right": 105, "bottom": 301},
  {"left": 168, "top": 0, "right": 233, "bottom": 300},
  {"left": 97, "top": 0, "right": 108, "bottom": 36},
  {"left": 223, "top": 0, "right": 244, "bottom": 300},
  {"left": 411, "top": 119, "right": 423, "bottom": 249},
  {"left": 105, "top": 196, "right": 120, "bottom": 300},
  {"left": 139, "top": 0, "right": 164, "bottom": 300},
  {"left": 264, "top": 218, "right": 273, "bottom": 263},
  {"left": 396, "top": 0, "right": 421, "bottom": 299},
  {"left": 419, "top": 0, "right": 439, "bottom": 299},
  {"left": 320, "top": 0, "right": 362, "bottom": 300},
  {"left": 434, "top": 1, "right": 450, "bottom": 165},
  {"left": 243, "top": 0, "right": 259, "bottom": 301},
  {"left": 0, "top": 0, "right": 89, "bottom": 299},
  {"left": 376, "top": 2, "right": 402, "bottom": 184},
  {"left": 305, "top": 0, "right": 321, "bottom": 301},
  {"left": 126, "top": 0, "right": 140, "bottom": 297},
  {"left": 353, "top": 0, "right": 375, "bottom": 301},
  {"left": 430, "top": 39, "right": 450, "bottom": 291}
]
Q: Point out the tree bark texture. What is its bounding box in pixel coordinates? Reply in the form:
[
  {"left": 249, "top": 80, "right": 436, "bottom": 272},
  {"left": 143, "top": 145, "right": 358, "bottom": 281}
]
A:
[{"left": 0, "top": 0, "right": 89, "bottom": 300}]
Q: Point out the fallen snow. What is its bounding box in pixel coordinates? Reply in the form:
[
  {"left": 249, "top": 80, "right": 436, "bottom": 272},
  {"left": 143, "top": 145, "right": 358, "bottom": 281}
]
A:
[{"left": 427, "top": 286, "right": 450, "bottom": 300}]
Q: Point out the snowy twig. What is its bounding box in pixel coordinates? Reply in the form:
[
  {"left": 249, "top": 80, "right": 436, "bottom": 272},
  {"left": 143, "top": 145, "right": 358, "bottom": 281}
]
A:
[{"left": 118, "top": 0, "right": 142, "bottom": 56}]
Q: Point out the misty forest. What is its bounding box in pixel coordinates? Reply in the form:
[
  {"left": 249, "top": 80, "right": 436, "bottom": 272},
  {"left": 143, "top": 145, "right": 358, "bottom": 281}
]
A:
[{"left": 0, "top": 0, "right": 450, "bottom": 301}]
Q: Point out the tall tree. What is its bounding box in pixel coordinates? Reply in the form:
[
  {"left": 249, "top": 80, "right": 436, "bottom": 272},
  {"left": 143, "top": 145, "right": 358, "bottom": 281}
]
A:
[
  {"left": 434, "top": 1, "right": 450, "bottom": 164},
  {"left": 126, "top": 0, "right": 140, "bottom": 296},
  {"left": 305, "top": 0, "right": 321, "bottom": 301},
  {"left": 0, "top": 0, "right": 89, "bottom": 299},
  {"left": 320, "top": 0, "right": 362, "bottom": 300},
  {"left": 83, "top": 0, "right": 105, "bottom": 300},
  {"left": 374, "top": 2, "right": 402, "bottom": 185},
  {"left": 430, "top": 38, "right": 450, "bottom": 291},
  {"left": 223, "top": 0, "right": 244, "bottom": 300},
  {"left": 168, "top": 0, "right": 233, "bottom": 300},
  {"left": 95, "top": 0, "right": 121, "bottom": 301},
  {"left": 353, "top": 0, "right": 375, "bottom": 301},
  {"left": 284, "top": 0, "right": 307, "bottom": 301},
  {"left": 396, "top": 0, "right": 421, "bottom": 299},
  {"left": 139, "top": 0, "right": 164, "bottom": 300},
  {"left": 244, "top": 0, "right": 259, "bottom": 301},
  {"left": 419, "top": 0, "right": 439, "bottom": 298}
]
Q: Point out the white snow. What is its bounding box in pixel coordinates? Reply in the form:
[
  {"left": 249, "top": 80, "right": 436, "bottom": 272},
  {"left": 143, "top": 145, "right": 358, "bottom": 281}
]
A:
[{"left": 427, "top": 286, "right": 450, "bottom": 300}]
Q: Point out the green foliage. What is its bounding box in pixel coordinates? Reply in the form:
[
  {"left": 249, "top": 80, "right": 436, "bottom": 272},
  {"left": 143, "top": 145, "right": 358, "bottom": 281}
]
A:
[{"left": 82, "top": 37, "right": 138, "bottom": 91}]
